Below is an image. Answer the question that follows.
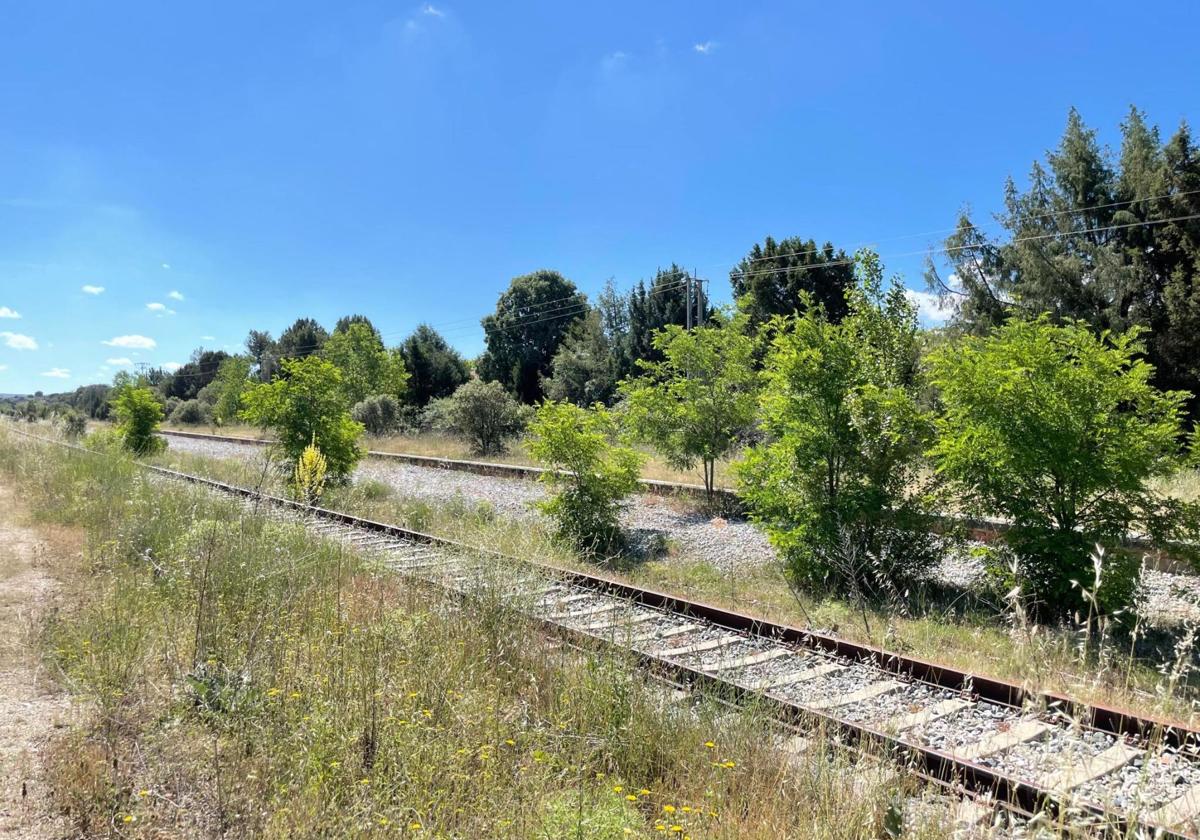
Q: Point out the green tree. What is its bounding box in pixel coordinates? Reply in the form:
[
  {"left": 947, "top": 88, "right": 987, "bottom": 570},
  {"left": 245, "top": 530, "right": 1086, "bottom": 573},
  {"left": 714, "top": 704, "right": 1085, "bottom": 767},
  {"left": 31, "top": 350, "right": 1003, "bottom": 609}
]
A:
[
  {"left": 240, "top": 356, "right": 364, "bottom": 480},
  {"left": 737, "top": 251, "right": 937, "bottom": 593},
  {"left": 276, "top": 317, "right": 329, "bottom": 360},
  {"left": 624, "top": 266, "right": 709, "bottom": 372},
  {"left": 528, "top": 401, "right": 643, "bottom": 557},
  {"left": 334, "top": 313, "right": 379, "bottom": 339},
  {"left": 730, "top": 236, "right": 855, "bottom": 327},
  {"left": 544, "top": 310, "right": 619, "bottom": 406},
  {"left": 930, "top": 317, "right": 1192, "bottom": 618},
  {"left": 399, "top": 324, "right": 470, "bottom": 406},
  {"left": 320, "top": 322, "right": 408, "bottom": 406},
  {"left": 210, "top": 355, "right": 253, "bottom": 425},
  {"left": 162, "top": 348, "right": 230, "bottom": 400},
  {"left": 621, "top": 314, "right": 757, "bottom": 501},
  {"left": 927, "top": 106, "right": 1200, "bottom": 417},
  {"left": 351, "top": 394, "right": 403, "bottom": 436},
  {"left": 442, "top": 379, "right": 530, "bottom": 456},
  {"left": 245, "top": 329, "right": 280, "bottom": 382},
  {"left": 477, "top": 270, "right": 587, "bottom": 403},
  {"left": 110, "top": 382, "right": 166, "bottom": 455}
]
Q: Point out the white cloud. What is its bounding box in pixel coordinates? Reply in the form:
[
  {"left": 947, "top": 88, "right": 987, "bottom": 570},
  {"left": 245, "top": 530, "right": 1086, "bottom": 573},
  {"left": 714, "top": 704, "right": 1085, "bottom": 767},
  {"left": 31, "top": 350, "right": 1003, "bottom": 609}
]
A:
[
  {"left": 0, "top": 364, "right": 7, "bottom": 371},
  {"left": 103, "top": 334, "right": 156, "bottom": 349},
  {"left": 905, "top": 289, "right": 957, "bottom": 324},
  {"left": 167, "top": 290, "right": 184, "bottom": 301},
  {"left": 163, "top": 362, "right": 182, "bottom": 372},
  {"left": 161, "top": 263, "right": 171, "bottom": 269},
  {"left": 0, "top": 306, "right": 19, "bottom": 319},
  {"left": 106, "top": 357, "right": 133, "bottom": 366},
  {"left": 201, "top": 335, "right": 216, "bottom": 341},
  {"left": 422, "top": 3, "right": 444, "bottom": 16},
  {"left": 0, "top": 331, "right": 37, "bottom": 350},
  {"left": 41, "top": 367, "right": 70, "bottom": 379},
  {"left": 146, "top": 302, "right": 176, "bottom": 315},
  {"left": 81, "top": 284, "right": 105, "bottom": 295},
  {"left": 693, "top": 41, "right": 716, "bottom": 54}
]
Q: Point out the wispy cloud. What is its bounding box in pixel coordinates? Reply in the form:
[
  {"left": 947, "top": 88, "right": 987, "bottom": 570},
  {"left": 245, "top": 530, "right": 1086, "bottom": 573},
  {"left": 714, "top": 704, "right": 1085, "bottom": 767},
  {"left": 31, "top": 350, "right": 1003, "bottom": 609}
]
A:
[
  {"left": 693, "top": 41, "right": 717, "bottom": 54},
  {"left": 163, "top": 362, "right": 182, "bottom": 372},
  {"left": 81, "top": 284, "right": 105, "bottom": 295},
  {"left": 422, "top": 3, "right": 444, "bottom": 16},
  {"left": 201, "top": 335, "right": 216, "bottom": 341},
  {"left": 146, "top": 302, "right": 176, "bottom": 315},
  {"left": 106, "top": 357, "right": 133, "bottom": 366},
  {"left": 167, "top": 290, "right": 184, "bottom": 301},
  {"left": 0, "top": 364, "right": 7, "bottom": 371},
  {"left": 41, "top": 367, "right": 70, "bottom": 379},
  {"left": 1, "top": 331, "right": 37, "bottom": 350},
  {"left": 0, "top": 306, "right": 19, "bottom": 319},
  {"left": 103, "top": 334, "right": 156, "bottom": 349},
  {"left": 161, "top": 263, "right": 171, "bottom": 269}
]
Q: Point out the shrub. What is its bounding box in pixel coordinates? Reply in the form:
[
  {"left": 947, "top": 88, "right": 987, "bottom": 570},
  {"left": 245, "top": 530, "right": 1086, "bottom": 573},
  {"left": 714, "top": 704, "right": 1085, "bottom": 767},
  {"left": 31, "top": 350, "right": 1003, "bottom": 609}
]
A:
[
  {"left": 169, "top": 399, "right": 211, "bottom": 425},
  {"left": 420, "top": 397, "right": 455, "bottom": 434},
  {"left": 240, "top": 356, "right": 364, "bottom": 480},
  {"left": 351, "top": 394, "right": 403, "bottom": 436},
  {"left": 528, "top": 401, "right": 643, "bottom": 557},
  {"left": 621, "top": 312, "right": 757, "bottom": 502},
  {"left": 737, "top": 251, "right": 938, "bottom": 594},
  {"left": 930, "top": 317, "right": 1192, "bottom": 619},
  {"left": 110, "top": 384, "right": 166, "bottom": 455},
  {"left": 59, "top": 410, "right": 87, "bottom": 439},
  {"left": 443, "top": 380, "right": 530, "bottom": 456}
]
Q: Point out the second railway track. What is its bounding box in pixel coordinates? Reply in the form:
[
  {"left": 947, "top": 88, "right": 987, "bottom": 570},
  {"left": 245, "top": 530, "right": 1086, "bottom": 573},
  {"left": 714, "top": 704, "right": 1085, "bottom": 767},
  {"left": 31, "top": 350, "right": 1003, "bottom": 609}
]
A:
[{"left": 11, "top": 425, "right": 1200, "bottom": 837}]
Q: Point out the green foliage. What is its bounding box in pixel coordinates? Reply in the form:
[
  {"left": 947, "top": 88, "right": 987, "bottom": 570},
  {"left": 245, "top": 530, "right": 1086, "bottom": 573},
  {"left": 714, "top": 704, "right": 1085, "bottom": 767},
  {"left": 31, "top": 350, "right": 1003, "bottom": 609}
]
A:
[
  {"left": 927, "top": 106, "right": 1200, "bottom": 419},
  {"left": 621, "top": 313, "right": 757, "bottom": 499},
  {"left": 240, "top": 356, "right": 364, "bottom": 480},
  {"left": 276, "top": 317, "right": 329, "bottom": 360},
  {"left": 477, "top": 270, "right": 587, "bottom": 403},
  {"left": 399, "top": 324, "right": 470, "bottom": 406},
  {"left": 110, "top": 383, "right": 166, "bottom": 456},
  {"left": 351, "top": 394, "right": 403, "bottom": 436},
  {"left": 930, "top": 316, "right": 1191, "bottom": 618},
  {"left": 544, "top": 310, "right": 619, "bottom": 407},
  {"left": 59, "top": 409, "right": 87, "bottom": 439},
  {"left": 210, "top": 355, "right": 253, "bottom": 425},
  {"left": 442, "top": 379, "right": 530, "bottom": 456},
  {"left": 528, "top": 401, "right": 643, "bottom": 557},
  {"left": 320, "top": 322, "right": 408, "bottom": 406},
  {"left": 737, "top": 251, "right": 938, "bottom": 592},
  {"left": 162, "top": 349, "right": 229, "bottom": 400},
  {"left": 169, "top": 398, "right": 211, "bottom": 425},
  {"left": 730, "top": 236, "right": 855, "bottom": 327}
]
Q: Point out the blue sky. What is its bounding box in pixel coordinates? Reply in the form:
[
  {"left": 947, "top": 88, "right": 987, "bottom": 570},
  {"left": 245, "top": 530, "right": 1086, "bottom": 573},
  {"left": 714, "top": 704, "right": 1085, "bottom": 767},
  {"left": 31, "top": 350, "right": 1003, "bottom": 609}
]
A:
[{"left": 1, "top": 1, "right": 1198, "bottom": 393}]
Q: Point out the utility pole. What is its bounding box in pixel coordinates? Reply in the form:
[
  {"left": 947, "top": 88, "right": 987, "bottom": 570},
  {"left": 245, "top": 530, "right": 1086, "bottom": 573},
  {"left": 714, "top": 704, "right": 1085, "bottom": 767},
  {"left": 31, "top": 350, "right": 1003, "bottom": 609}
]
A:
[
  {"left": 695, "top": 268, "right": 705, "bottom": 326},
  {"left": 685, "top": 272, "right": 693, "bottom": 330}
]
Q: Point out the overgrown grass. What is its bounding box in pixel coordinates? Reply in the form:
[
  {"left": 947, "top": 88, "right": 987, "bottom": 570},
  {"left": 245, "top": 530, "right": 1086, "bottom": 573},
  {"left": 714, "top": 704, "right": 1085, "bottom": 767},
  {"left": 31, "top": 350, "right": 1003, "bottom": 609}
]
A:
[
  {"left": 142, "top": 436, "right": 1200, "bottom": 727},
  {"left": 0, "top": 427, "right": 976, "bottom": 838}
]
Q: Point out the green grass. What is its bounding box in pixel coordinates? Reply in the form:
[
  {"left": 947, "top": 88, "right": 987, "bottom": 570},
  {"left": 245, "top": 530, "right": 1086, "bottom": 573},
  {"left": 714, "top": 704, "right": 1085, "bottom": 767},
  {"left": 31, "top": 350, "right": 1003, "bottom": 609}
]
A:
[
  {"left": 140, "top": 433, "right": 1200, "bottom": 727},
  {"left": 0, "top": 426, "right": 980, "bottom": 838}
]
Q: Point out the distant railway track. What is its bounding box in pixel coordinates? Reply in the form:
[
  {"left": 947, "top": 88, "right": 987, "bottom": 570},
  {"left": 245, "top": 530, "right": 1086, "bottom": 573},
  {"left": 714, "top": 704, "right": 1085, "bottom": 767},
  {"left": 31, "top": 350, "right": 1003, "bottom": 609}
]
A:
[
  {"left": 10, "top": 424, "right": 1200, "bottom": 836},
  {"left": 157, "top": 428, "right": 1178, "bottom": 563}
]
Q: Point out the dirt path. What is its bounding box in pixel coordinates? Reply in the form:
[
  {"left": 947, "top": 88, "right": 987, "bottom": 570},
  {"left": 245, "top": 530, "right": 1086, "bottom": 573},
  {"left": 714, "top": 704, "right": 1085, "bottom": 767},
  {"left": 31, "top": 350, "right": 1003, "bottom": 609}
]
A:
[{"left": 0, "top": 483, "right": 74, "bottom": 839}]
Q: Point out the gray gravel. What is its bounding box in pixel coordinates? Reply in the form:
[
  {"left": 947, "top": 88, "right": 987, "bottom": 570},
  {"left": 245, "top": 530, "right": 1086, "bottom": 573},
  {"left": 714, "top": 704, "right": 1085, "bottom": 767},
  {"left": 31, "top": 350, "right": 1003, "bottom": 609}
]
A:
[{"left": 161, "top": 433, "right": 1200, "bottom": 624}]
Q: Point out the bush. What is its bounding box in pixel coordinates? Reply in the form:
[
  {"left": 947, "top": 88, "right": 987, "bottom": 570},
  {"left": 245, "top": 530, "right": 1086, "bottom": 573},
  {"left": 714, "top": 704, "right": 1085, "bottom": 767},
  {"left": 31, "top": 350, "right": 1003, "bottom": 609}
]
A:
[
  {"left": 239, "top": 356, "right": 364, "bottom": 480},
  {"left": 351, "top": 394, "right": 403, "bottom": 436},
  {"left": 737, "top": 251, "right": 938, "bottom": 594},
  {"left": 420, "top": 397, "right": 456, "bottom": 434},
  {"left": 528, "top": 401, "right": 643, "bottom": 557},
  {"left": 169, "top": 399, "right": 211, "bottom": 425},
  {"left": 442, "top": 380, "right": 530, "bottom": 456},
  {"left": 930, "top": 316, "right": 1192, "bottom": 619},
  {"left": 110, "top": 384, "right": 166, "bottom": 455},
  {"left": 59, "top": 410, "right": 87, "bottom": 439}
]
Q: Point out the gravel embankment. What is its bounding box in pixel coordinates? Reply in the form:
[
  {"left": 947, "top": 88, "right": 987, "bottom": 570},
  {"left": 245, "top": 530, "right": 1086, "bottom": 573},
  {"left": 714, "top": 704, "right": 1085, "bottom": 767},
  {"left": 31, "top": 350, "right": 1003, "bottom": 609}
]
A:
[{"left": 161, "top": 434, "right": 1200, "bottom": 623}]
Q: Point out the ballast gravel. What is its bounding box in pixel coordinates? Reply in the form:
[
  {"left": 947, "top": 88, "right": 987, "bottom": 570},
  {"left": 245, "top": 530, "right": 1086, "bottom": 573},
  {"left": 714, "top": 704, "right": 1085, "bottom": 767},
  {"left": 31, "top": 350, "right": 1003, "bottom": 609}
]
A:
[{"left": 161, "top": 434, "right": 1200, "bottom": 625}]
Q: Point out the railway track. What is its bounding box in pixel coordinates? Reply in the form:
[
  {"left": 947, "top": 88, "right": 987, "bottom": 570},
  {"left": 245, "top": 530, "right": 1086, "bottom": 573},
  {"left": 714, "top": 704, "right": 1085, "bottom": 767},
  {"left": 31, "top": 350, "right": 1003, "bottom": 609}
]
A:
[{"left": 10, "top": 425, "right": 1200, "bottom": 837}]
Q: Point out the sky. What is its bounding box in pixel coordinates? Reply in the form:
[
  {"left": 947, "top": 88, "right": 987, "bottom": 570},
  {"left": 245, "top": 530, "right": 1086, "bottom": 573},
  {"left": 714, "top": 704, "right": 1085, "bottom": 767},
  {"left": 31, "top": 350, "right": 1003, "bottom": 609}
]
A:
[{"left": 1, "top": 1, "right": 1198, "bottom": 394}]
